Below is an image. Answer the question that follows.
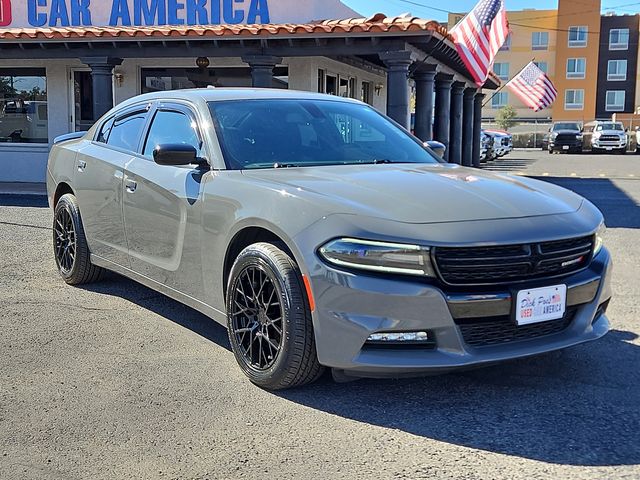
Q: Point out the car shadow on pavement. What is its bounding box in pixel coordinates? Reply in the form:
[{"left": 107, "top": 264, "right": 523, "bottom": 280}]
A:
[
  {"left": 276, "top": 329, "right": 640, "bottom": 467},
  {"left": 81, "top": 273, "right": 231, "bottom": 350},
  {"left": 81, "top": 273, "right": 640, "bottom": 466},
  {"left": 0, "top": 194, "right": 48, "bottom": 208},
  {"left": 481, "top": 157, "right": 538, "bottom": 172},
  {"left": 534, "top": 177, "right": 640, "bottom": 229}
]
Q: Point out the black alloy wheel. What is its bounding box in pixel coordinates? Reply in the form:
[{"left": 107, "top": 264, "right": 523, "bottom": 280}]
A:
[
  {"left": 54, "top": 204, "right": 76, "bottom": 274},
  {"left": 226, "top": 242, "right": 324, "bottom": 390},
  {"left": 53, "top": 193, "right": 105, "bottom": 285},
  {"left": 230, "top": 264, "right": 283, "bottom": 370}
]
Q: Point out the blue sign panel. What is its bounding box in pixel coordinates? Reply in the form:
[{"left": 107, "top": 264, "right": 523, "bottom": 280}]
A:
[{"left": 26, "top": 0, "right": 270, "bottom": 27}]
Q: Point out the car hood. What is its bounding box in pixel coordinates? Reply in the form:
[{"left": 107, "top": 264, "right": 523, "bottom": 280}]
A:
[
  {"left": 242, "top": 163, "right": 584, "bottom": 224},
  {"left": 552, "top": 129, "right": 580, "bottom": 135}
]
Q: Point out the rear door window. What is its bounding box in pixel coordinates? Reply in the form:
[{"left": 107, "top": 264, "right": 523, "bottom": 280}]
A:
[{"left": 107, "top": 110, "right": 148, "bottom": 152}]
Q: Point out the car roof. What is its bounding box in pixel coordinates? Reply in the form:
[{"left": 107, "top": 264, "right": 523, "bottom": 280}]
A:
[{"left": 117, "top": 87, "right": 363, "bottom": 108}]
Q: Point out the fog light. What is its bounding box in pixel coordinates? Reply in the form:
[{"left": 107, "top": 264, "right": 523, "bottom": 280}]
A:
[{"left": 367, "top": 331, "right": 430, "bottom": 342}]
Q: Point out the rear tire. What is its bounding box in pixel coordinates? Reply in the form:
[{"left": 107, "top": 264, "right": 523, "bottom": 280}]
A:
[
  {"left": 53, "top": 193, "right": 105, "bottom": 285},
  {"left": 226, "top": 242, "right": 324, "bottom": 390}
]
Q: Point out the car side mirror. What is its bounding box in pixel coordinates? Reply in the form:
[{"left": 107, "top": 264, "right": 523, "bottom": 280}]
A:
[
  {"left": 424, "top": 140, "right": 446, "bottom": 159},
  {"left": 153, "top": 144, "right": 204, "bottom": 166}
]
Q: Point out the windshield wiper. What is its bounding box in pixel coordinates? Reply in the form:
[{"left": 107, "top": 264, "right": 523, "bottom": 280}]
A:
[
  {"left": 273, "top": 162, "right": 302, "bottom": 169},
  {"left": 346, "top": 159, "right": 397, "bottom": 165}
]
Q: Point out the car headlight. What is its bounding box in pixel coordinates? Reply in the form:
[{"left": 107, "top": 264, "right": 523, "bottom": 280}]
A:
[
  {"left": 593, "top": 132, "right": 602, "bottom": 139},
  {"left": 594, "top": 222, "right": 606, "bottom": 256},
  {"left": 318, "top": 238, "right": 436, "bottom": 277},
  {"left": 576, "top": 134, "right": 583, "bottom": 139}
]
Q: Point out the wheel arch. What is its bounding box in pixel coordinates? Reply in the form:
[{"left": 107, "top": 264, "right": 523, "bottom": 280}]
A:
[
  {"left": 53, "top": 182, "right": 74, "bottom": 207},
  {"left": 222, "top": 223, "right": 301, "bottom": 299}
]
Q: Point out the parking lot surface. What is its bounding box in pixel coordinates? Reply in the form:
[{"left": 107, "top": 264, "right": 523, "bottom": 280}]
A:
[{"left": 1, "top": 151, "right": 639, "bottom": 479}]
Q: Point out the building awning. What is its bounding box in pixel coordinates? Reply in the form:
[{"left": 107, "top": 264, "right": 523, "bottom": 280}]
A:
[
  {"left": 0, "top": 13, "right": 499, "bottom": 89},
  {"left": 0, "top": 14, "right": 448, "bottom": 40}
]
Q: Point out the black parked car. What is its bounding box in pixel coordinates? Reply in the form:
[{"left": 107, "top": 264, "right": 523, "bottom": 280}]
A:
[{"left": 546, "top": 122, "right": 583, "bottom": 154}]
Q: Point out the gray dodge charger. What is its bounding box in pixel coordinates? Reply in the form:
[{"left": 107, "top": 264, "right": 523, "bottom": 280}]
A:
[{"left": 46, "top": 88, "right": 612, "bottom": 390}]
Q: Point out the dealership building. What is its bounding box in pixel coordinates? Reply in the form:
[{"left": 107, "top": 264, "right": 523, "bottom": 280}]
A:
[{"left": 0, "top": 0, "right": 497, "bottom": 184}]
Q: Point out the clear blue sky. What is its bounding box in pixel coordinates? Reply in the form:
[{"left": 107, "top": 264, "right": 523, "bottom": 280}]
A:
[{"left": 342, "top": 0, "right": 640, "bottom": 22}]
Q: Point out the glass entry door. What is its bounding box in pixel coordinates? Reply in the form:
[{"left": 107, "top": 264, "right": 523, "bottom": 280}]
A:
[{"left": 71, "top": 70, "right": 94, "bottom": 132}]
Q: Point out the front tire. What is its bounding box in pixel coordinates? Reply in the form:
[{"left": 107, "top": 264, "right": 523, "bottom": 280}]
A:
[
  {"left": 226, "top": 242, "right": 324, "bottom": 390},
  {"left": 53, "top": 193, "right": 105, "bottom": 285}
]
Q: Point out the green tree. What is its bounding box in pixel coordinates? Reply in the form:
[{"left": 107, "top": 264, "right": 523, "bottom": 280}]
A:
[{"left": 495, "top": 104, "right": 518, "bottom": 131}]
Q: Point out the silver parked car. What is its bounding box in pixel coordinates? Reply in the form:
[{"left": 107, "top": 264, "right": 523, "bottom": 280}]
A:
[{"left": 47, "top": 89, "right": 612, "bottom": 389}]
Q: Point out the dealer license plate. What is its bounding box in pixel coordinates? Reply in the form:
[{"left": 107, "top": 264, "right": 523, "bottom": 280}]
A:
[
  {"left": 562, "top": 145, "right": 569, "bottom": 150},
  {"left": 516, "top": 285, "right": 567, "bottom": 326},
  {"left": 606, "top": 147, "right": 613, "bottom": 151}
]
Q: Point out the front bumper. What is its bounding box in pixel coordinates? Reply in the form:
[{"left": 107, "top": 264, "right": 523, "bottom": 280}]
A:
[
  {"left": 593, "top": 139, "right": 626, "bottom": 150},
  {"left": 550, "top": 140, "right": 582, "bottom": 151},
  {"left": 309, "top": 248, "right": 612, "bottom": 378}
]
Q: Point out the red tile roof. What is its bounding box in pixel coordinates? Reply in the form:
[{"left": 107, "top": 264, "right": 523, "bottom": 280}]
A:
[{"left": 0, "top": 13, "right": 451, "bottom": 40}]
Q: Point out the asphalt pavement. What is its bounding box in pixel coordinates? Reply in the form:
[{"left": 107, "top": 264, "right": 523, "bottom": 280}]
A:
[{"left": 1, "top": 151, "right": 639, "bottom": 479}]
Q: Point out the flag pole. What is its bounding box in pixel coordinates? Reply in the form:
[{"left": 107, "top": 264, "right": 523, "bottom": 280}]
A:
[{"left": 482, "top": 58, "right": 535, "bottom": 108}]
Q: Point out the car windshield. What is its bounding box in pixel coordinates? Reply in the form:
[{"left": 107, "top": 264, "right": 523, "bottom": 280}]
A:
[
  {"left": 208, "top": 99, "right": 441, "bottom": 169},
  {"left": 596, "top": 123, "right": 623, "bottom": 131},
  {"left": 553, "top": 123, "right": 580, "bottom": 131}
]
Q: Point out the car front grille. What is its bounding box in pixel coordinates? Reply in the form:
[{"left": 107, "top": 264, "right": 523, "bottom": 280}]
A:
[
  {"left": 433, "top": 236, "right": 594, "bottom": 286},
  {"left": 455, "top": 308, "right": 577, "bottom": 347},
  {"left": 555, "top": 133, "right": 578, "bottom": 143},
  {"left": 599, "top": 135, "right": 622, "bottom": 142}
]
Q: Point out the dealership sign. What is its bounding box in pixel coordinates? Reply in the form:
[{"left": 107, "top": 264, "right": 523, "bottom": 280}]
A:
[{"left": 0, "top": 0, "right": 358, "bottom": 28}]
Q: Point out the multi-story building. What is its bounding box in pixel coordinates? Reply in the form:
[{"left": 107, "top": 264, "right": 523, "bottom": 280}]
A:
[
  {"left": 449, "top": 0, "right": 640, "bottom": 124},
  {"left": 595, "top": 13, "right": 640, "bottom": 118},
  {"left": 552, "top": 0, "right": 601, "bottom": 121}
]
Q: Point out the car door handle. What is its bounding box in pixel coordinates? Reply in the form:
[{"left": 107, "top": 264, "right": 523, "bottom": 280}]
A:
[
  {"left": 125, "top": 179, "right": 137, "bottom": 193},
  {"left": 77, "top": 160, "right": 87, "bottom": 172}
]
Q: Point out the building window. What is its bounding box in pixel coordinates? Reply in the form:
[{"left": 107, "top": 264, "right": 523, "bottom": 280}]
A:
[
  {"left": 0, "top": 68, "right": 48, "bottom": 144},
  {"left": 607, "top": 60, "right": 627, "bottom": 81},
  {"left": 491, "top": 92, "right": 508, "bottom": 108},
  {"left": 609, "top": 28, "right": 629, "bottom": 50},
  {"left": 317, "top": 69, "right": 325, "bottom": 94},
  {"left": 534, "top": 61, "right": 548, "bottom": 74},
  {"left": 568, "top": 26, "right": 588, "bottom": 47},
  {"left": 499, "top": 34, "right": 511, "bottom": 51},
  {"left": 338, "top": 77, "right": 357, "bottom": 99},
  {"left": 566, "top": 58, "right": 586, "bottom": 79},
  {"left": 493, "top": 62, "right": 509, "bottom": 81},
  {"left": 141, "top": 67, "right": 289, "bottom": 93},
  {"left": 606, "top": 90, "right": 626, "bottom": 111},
  {"left": 565, "top": 89, "right": 584, "bottom": 110},
  {"left": 532, "top": 32, "right": 549, "bottom": 50},
  {"left": 361, "top": 81, "right": 373, "bottom": 105}
]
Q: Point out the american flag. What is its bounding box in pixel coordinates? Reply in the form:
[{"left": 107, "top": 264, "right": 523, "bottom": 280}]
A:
[
  {"left": 506, "top": 61, "right": 558, "bottom": 111},
  {"left": 450, "top": 0, "right": 509, "bottom": 87}
]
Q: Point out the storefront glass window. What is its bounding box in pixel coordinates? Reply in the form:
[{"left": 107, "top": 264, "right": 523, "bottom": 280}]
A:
[
  {"left": 0, "top": 68, "right": 48, "bottom": 144},
  {"left": 141, "top": 67, "right": 288, "bottom": 93}
]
